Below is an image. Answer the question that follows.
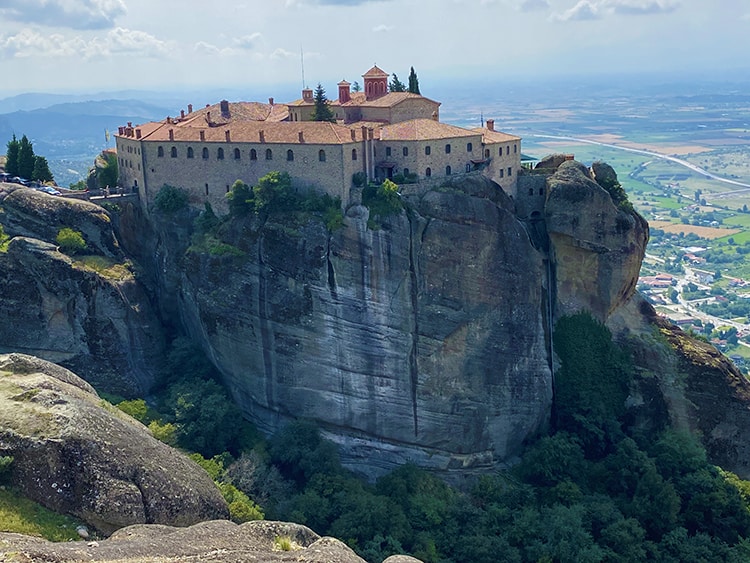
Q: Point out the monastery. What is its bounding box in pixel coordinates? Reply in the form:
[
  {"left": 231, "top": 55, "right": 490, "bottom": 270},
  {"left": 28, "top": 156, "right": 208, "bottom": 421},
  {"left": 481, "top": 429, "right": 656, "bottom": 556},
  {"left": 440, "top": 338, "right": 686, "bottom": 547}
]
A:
[{"left": 115, "top": 65, "right": 523, "bottom": 213}]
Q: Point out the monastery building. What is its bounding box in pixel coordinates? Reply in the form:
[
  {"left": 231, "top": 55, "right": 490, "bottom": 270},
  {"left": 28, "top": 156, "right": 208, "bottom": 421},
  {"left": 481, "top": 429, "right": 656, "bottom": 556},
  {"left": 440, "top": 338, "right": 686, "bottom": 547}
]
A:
[{"left": 115, "top": 66, "right": 522, "bottom": 213}]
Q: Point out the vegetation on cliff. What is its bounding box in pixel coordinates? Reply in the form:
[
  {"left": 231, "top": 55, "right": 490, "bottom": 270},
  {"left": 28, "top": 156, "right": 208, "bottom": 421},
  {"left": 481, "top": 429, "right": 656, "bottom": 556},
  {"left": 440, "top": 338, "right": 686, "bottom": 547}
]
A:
[{"left": 4, "top": 134, "right": 54, "bottom": 183}]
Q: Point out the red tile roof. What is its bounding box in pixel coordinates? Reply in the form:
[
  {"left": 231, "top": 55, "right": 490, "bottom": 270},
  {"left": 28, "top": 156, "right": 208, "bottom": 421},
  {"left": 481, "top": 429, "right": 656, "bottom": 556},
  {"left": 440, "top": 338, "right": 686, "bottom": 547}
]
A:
[
  {"left": 362, "top": 65, "right": 389, "bottom": 78},
  {"left": 380, "top": 119, "right": 478, "bottom": 141}
]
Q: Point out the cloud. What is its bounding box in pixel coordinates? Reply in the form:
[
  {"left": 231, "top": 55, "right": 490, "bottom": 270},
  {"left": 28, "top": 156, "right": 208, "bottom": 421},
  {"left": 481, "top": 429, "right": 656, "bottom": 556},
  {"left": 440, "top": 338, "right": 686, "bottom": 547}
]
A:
[
  {"left": 554, "top": 0, "right": 601, "bottom": 20},
  {"left": 233, "top": 33, "right": 262, "bottom": 50},
  {"left": 0, "top": 27, "right": 169, "bottom": 59},
  {"left": 553, "top": 0, "right": 678, "bottom": 21},
  {"left": 372, "top": 24, "right": 394, "bottom": 32},
  {"left": 270, "top": 48, "right": 297, "bottom": 60},
  {"left": 0, "top": 0, "right": 127, "bottom": 30}
]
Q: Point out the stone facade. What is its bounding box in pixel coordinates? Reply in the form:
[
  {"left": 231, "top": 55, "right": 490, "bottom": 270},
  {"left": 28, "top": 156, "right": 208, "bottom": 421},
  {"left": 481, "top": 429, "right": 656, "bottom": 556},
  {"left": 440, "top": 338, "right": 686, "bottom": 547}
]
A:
[{"left": 115, "top": 66, "right": 522, "bottom": 214}]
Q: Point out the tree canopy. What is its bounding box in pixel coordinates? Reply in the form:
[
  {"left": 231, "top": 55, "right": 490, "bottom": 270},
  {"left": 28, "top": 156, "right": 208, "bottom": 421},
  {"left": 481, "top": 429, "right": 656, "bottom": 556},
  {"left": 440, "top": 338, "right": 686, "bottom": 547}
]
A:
[
  {"left": 4, "top": 134, "right": 55, "bottom": 182},
  {"left": 311, "top": 83, "right": 335, "bottom": 122},
  {"left": 389, "top": 74, "right": 406, "bottom": 92},
  {"left": 408, "top": 67, "right": 420, "bottom": 94},
  {"left": 5, "top": 135, "right": 19, "bottom": 177},
  {"left": 16, "top": 135, "right": 35, "bottom": 180}
]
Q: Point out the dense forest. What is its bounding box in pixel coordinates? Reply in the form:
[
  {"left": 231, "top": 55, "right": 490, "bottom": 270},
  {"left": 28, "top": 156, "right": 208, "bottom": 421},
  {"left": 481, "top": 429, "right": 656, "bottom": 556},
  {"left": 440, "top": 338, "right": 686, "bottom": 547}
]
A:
[{"left": 110, "top": 312, "right": 750, "bottom": 563}]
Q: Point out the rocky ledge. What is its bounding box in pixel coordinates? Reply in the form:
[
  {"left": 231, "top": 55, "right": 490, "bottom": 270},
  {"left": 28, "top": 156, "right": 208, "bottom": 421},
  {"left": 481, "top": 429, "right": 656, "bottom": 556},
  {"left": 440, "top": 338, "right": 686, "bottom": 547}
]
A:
[
  {"left": 0, "top": 520, "right": 424, "bottom": 563},
  {"left": 0, "top": 353, "right": 228, "bottom": 533}
]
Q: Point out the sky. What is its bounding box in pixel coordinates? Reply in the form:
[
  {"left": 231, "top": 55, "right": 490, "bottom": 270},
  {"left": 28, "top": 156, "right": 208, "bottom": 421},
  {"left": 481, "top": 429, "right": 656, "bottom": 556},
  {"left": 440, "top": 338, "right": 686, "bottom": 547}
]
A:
[{"left": 0, "top": 0, "right": 748, "bottom": 97}]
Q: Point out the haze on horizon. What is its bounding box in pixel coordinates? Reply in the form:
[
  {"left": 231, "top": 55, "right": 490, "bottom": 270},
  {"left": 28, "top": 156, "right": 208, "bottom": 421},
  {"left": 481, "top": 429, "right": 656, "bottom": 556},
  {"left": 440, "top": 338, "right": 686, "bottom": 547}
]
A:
[{"left": 0, "top": 0, "right": 747, "bottom": 98}]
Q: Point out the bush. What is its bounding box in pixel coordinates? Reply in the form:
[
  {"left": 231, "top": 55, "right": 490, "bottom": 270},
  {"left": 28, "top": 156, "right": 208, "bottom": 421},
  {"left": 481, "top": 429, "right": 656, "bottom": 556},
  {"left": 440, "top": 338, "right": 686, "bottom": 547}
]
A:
[
  {"left": 0, "top": 224, "right": 9, "bottom": 251},
  {"left": 352, "top": 171, "right": 367, "bottom": 188},
  {"left": 116, "top": 399, "right": 149, "bottom": 423},
  {"left": 362, "top": 179, "right": 403, "bottom": 227},
  {"left": 55, "top": 228, "right": 87, "bottom": 255},
  {"left": 154, "top": 184, "right": 189, "bottom": 213},
  {"left": 148, "top": 420, "right": 177, "bottom": 446},
  {"left": 226, "top": 180, "right": 254, "bottom": 217}
]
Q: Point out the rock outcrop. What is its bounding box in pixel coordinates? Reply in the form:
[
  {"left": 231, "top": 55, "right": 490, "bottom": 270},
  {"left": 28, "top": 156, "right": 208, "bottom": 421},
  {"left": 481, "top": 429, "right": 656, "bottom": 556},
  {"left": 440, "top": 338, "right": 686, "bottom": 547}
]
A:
[
  {"left": 545, "top": 160, "right": 649, "bottom": 321},
  {"left": 152, "top": 176, "right": 553, "bottom": 479},
  {"left": 0, "top": 520, "right": 379, "bottom": 563},
  {"left": 0, "top": 184, "right": 164, "bottom": 396},
  {"left": 0, "top": 353, "right": 228, "bottom": 533}
]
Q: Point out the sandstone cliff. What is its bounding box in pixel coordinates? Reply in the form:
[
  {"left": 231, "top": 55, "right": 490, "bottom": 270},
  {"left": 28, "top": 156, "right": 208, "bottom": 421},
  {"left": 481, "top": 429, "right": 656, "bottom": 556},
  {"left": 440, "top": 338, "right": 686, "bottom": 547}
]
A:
[
  {"left": 0, "top": 353, "right": 228, "bottom": 534},
  {"left": 140, "top": 177, "right": 552, "bottom": 479},
  {"left": 0, "top": 184, "right": 164, "bottom": 396}
]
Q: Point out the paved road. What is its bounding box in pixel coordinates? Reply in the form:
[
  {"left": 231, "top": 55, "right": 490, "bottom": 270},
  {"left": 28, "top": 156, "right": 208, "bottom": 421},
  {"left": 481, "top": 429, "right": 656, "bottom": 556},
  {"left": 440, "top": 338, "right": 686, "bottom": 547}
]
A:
[{"left": 532, "top": 134, "right": 750, "bottom": 198}]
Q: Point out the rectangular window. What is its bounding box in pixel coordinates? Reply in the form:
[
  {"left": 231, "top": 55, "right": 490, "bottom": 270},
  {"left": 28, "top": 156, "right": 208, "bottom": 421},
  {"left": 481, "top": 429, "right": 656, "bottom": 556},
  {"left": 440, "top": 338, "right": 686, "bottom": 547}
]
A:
[
  {"left": 386, "top": 147, "right": 392, "bottom": 157},
  {"left": 507, "top": 167, "right": 512, "bottom": 176},
  {"left": 499, "top": 169, "right": 504, "bottom": 178}
]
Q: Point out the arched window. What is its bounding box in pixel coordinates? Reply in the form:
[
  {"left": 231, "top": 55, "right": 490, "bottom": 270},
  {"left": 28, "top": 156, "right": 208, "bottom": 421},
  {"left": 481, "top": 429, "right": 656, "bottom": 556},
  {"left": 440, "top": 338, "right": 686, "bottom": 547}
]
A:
[
  {"left": 467, "top": 142, "right": 473, "bottom": 152},
  {"left": 484, "top": 149, "right": 490, "bottom": 158},
  {"left": 402, "top": 146, "right": 408, "bottom": 157},
  {"left": 499, "top": 147, "right": 503, "bottom": 156},
  {"left": 352, "top": 148, "right": 357, "bottom": 161},
  {"left": 465, "top": 163, "right": 471, "bottom": 173},
  {"left": 514, "top": 144, "right": 518, "bottom": 154},
  {"left": 157, "top": 146, "right": 164, "bottom": 157},
  {"left": 250, "top": 149, "right": 257, "bottom": 160},
  {"left": 287, "top": 149, "right": 294, "bottom": 161},
  {"left": 539, "top": 187, "right": 544, "bottom": 196},
  {"left": 425, "top": 146, "right": 431, "bottom": 156},
  {"left": 446, "top": 165, "right": 452, "bottom": 175},
  {"left": 187, "top": 147, "right": 194, "bottom": 159},
  {"left": 234, "top": 148, "right": 241, "bottom": 159},
  {"left": 403, "top": 168, "right": 409, "bottom": 176},
  {"left": 170, "top": 146, "right": 177, "bottom": 158},
  {"left": 217, "top": 148, "right": 224, "bottom": 160},
  {"left": 426, "top": 167, "right": 432, "bottom": 177},
  {"left": 319, "top": 149, "right": 326, "bottom": 162},
  {"left": 202, "top": 147, "right": 209, "bottom": 159},
  {"left": 265, "top": 148, "right": 273, "bottom": 160},
  {"left": 529, "top": 188, "right": 534, "bottom": 196},
  {"left": 507, "top": 146, "right": 510, "bottom": 155},
  {"left": 445, "top": 144, "right": 451, "bottom": 154},
  {"left": 386, "top": 147, "right": 391, "bottom": 157}
]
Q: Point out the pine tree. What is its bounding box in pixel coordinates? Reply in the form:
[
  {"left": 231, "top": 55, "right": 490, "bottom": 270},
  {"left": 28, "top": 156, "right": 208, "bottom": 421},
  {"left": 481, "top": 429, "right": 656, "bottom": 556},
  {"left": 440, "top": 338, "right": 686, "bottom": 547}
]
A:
[
  {"left": 408, "top": 67, "right": 420, "bottom": 95},
  {"left": 32, "top": 156, "right": 54, "bottom": 183},
  {"left": 352, "top": 81, "right": 361, "bottom": 93},
  {"left": 311, "top": 83, "right": 335, "bottom": 122},
  {"left": 5, "top": 134, "right": 19, "bottom": 176},
  {"left": 16, "top": 135, "right": 35, "bottom": 180},
  {"left": 389, "top": 74, "right": 406, "bottom": 92}
]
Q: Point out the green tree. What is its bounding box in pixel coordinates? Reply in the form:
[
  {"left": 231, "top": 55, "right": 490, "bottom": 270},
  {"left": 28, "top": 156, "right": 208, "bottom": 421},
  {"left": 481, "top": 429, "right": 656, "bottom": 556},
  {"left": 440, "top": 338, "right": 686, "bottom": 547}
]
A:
[
  {"left": 16, "top": 135, "right": 35, "bottom": 180},
  {"left": 5, "top": 134, "right": 19, "bottom": 176},
  {"left": 269, "top": 420, "right": 341, "bottom": 487},
  {"left": 352, "top": 81, "right": 361, "bottom": 93},
  {"left": 389, "top": 74, "right": 406, "bottom": 92},
  {"left": 0, "top": 224, "right": 10, "bottom": 251},
  {"left": 55, "top": 228, "right": 87, "bottom": 255},
  {"left": 311, "top": 83, "right": 335, "bottom": 122},
  {"left": 32, "top": 156, "right": 54, "bottom": 183},
  {"left": 408, "top": 67, "right": 420, "bottom": 94},
  {"left": 98, "top": 152, "right": 118, "bottom": 188},
  {"left": 153, "top": 184, "right": 188, "bottom": 213},
  {"left": 253, "top": 171, "right": 294, "bottom": 213},
  {"left": 226, "top": 179, "right": 254, "bottom": 217}
]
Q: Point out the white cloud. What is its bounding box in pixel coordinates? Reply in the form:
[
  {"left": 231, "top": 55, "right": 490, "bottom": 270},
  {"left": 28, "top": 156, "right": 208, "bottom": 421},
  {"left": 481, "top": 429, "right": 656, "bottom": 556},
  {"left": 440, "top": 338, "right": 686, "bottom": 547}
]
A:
[
  {"left": 553, "top": 0, "right": 678, "bottom": 21},
  {"left": 0, "top": 27, "right": 169, "bottom": 59},
  {"left": 270, "top": 48, "right": 297, "bottom": 60},
  {"left": 233, "top": 33, "right": 262, "bottom": 50},
  {"left": 0, "top": 0, "right": 127, "bottom": 30},
  {"left": 372, "top": 24, "right": 394, "bottom": 32},
  {"left": 554, "top": 0, "right": 601, "bottom": 21}
]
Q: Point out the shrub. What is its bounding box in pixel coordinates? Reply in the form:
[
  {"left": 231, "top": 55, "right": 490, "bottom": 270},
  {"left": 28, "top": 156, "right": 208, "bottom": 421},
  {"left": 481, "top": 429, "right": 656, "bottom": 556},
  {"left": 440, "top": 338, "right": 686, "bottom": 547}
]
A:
[
  {"left": 352, "top": 171, "right": 367, "bottom": 188},
  {"left": 148, "top": 420, "right": 177, "bottom": 446},
  {"left": 154, "top": 184, "right": 188, "bottom": 213},
  {"left": 218, "top": 482, "right": 264, "bottom": 523},
  {"left": 226, "top": 180, "right": 254, "bottom": 217},
  {"left": 274, "top": 535, "right": 293, "bottom": 551},
  {"left": 362, "top": 179, "right": 403, "bottom": 226},
  {"left": 0, "top": 224, "right": 9, "bottom": 252},
  {"left": 55, "top": 228, "right": 87, "bottom": 255},
  {"left": 116, "top": 399, "right": 149, "bottom": 423}
]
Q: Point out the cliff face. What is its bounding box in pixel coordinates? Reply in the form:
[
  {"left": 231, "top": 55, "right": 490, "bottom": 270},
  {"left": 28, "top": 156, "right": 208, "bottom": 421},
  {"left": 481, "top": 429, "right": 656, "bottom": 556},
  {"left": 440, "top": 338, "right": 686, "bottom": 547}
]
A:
[
  {"left": 0, "top": 184, "right": 164, "bottom": 396},
  {"left": 545, "top": 161, "right": 649, "bottom": 321},
  {"left": 170, "top": 177, "right": 552, "bottom": 478}
]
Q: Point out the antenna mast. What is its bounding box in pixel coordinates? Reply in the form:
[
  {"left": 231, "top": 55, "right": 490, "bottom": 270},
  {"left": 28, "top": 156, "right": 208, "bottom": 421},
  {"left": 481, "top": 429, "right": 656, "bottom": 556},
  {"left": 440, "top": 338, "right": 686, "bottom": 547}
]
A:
[{"left": 301, "top": 47, "right": 306, "bottom": 89}]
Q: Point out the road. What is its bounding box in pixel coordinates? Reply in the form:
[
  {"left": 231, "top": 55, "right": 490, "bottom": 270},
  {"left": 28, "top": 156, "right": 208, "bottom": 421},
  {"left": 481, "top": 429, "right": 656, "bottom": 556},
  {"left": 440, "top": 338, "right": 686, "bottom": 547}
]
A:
[{"left": 531, "top": 134, "right": 750, "bottom": 198}]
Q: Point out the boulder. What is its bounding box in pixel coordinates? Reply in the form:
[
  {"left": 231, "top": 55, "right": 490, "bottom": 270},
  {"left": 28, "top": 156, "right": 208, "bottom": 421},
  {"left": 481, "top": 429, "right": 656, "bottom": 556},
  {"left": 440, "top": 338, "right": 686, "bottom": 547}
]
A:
[{"left": 0, "top": 353, "right": 228, "bottom": 534}]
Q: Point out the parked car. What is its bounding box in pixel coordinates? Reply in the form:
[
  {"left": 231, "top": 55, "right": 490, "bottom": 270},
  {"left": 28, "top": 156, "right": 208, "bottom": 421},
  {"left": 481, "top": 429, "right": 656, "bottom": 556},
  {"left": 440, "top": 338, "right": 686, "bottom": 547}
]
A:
[
  {"left": 11, "top": 177, "right": 29, "bottom": 186},
  {"left": 39, "top": 186, "right": 61, "bottom": 196}
]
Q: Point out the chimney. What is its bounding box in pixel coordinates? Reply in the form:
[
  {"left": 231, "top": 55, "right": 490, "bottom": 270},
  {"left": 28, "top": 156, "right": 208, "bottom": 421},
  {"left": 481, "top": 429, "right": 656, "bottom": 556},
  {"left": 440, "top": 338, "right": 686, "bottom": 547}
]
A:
[
  {"left": 259, "top": 130, "right": 265, "bottom": 143},
  {"left": 268, "top": 97, "right": 274, "bottom": 105},
  {"left": 298, "top": 131, "right": 304, "bottom": 143},
  {"left": 180, "top": 109, "right": 185, "bottom": 119},
  {"left": 351, "top": 130, "right": 356, "bottom": 141},
  {"left": 200, "top": 131, "right": 205, "bottom": 141},
  {"left": 135, "top": 129, "right": 141, "bottom": 139},
  {"left": 206, "top": 111, "right": 211, "bottom": 123},
  {"left": 188, "top": 104, "right": 193, "bottom": 113},
  {"left": 166, "top": 116, "right": 172, "bottom": 124},
  {"left": 220, "top": 99, "right": 230, "bottom": 116},
  {"left": 118, "top": 126, "right": 124, "bottom": 135},
  {"left": 302, "top": 88, "right": 313, "bottom": 103},
  {"left": 225, "top": 130, "right": 231, "bottom": 142},
  {"left": 486, "top": 119, "right": 495, "bottom": 132},
  {"left": 338, "top": 80, "right": 351, "bottom": 104},
  {"left": 169, "top": 129, "right": 174, "bottom": 141},
  {"left": 361, "top": 125, "right": 367, "bottom": 140},
  {"left": 127, "top": 122, "right": 132, "bottom": 128}
]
